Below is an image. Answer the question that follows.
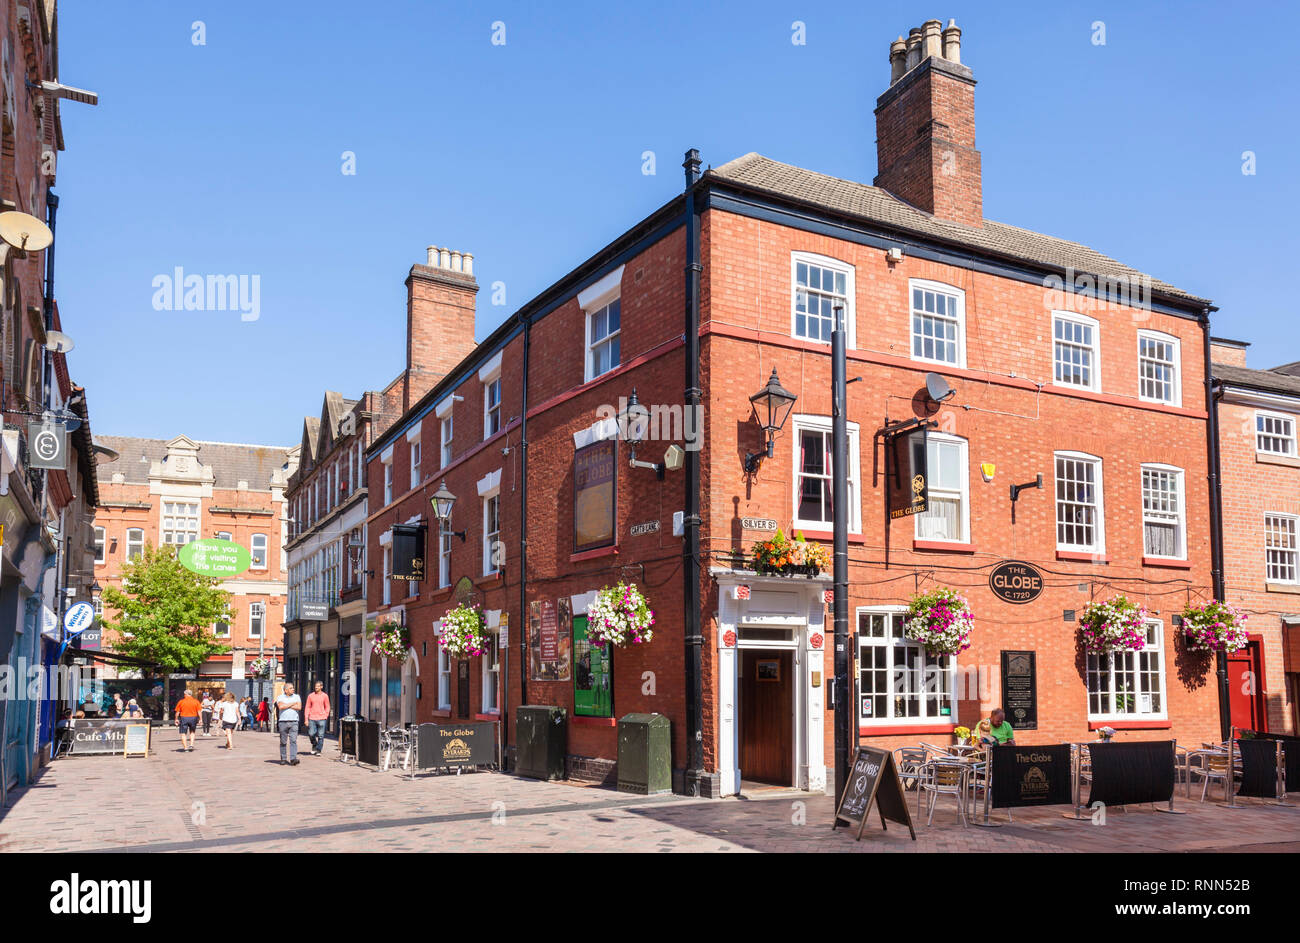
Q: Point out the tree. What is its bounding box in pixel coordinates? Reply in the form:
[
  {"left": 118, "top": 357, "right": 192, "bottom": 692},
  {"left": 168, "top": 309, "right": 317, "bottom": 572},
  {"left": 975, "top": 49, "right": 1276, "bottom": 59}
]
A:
[{"left": 100, "top": 544, "right": 232, "bottom": 688}]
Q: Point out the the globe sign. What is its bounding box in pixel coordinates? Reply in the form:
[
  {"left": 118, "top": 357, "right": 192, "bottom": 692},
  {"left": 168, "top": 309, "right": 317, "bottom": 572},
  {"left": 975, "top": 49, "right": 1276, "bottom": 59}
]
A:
[{"left": 179, "top": 538, "right": 251, "bottom": 578}]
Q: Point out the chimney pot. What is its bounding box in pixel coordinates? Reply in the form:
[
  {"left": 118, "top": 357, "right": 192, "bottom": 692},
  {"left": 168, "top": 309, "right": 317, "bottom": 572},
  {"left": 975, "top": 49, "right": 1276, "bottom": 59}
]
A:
[
  {"left": 922, "top": 19, "right": 943, "bottom": 59},
  {"left": 427, "top": 245, "right": 438, "bottom": 267},
  {"left": 942, "top": 20, "right": 962, "bottom": 64},
  {"left": 906, "top": 28, "right": 922, "bottom": 70},
  {"left": 440, "top": 247, "right": 451, "bottom": 268},
  {"left": 463, "top": 253, "right": 474, "bottom": 276},
  {"left": 889, "top": 37, "right": 907, "bottom": 84},
  {"left": 450, "top": 250, "right": 462, "bottom": 272}
]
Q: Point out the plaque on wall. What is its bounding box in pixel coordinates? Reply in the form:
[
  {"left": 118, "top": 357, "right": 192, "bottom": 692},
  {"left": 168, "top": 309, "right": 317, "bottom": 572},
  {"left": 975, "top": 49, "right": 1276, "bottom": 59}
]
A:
[{"left": 1000, "top": 650, "right": 1038, "bottom": 730}]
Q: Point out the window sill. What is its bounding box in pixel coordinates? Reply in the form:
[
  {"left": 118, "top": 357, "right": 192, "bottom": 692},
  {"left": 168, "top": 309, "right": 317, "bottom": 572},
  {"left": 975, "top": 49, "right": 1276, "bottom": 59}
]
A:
[
  {"left": 1056, "top": 550, "right": 1110, "bottom": 563},
  {"left": 474, "top": 573, "right": 503, "bottom": 589},
  {"left": 1255, "top": 452, "right": 1300, "bottom": 468},
  {"left": 573, "top": 716, "right": 617, "bottom": 728},
  {"left": 1087, "top": 719, "right": 1170, "bottom": 731},
  {"left": 570, "top": 545, "right": 618, "bottom": 563},
  {"left": 859, "top": 723, "right": 956, "bottom": 736},
  {"left": 1142, "top": 557, "right": 1191, "bottom": 569},
  {"left": 430, "top": 709, "right": 451, "bottom": 718},
  {"left": 1265, "top": 582, "right": 1300, "bottom": 595},
  {"left": 792, "top": 529, "right": 865, "bottom": 544},
  {"left": 912, "top": 540, "right": 974, "bottom": 553},
  {"left": 474, "top": 712, "right": 501, "bottom": 722},
  {"left": 427, "top": 586, "right": 454, "bottom": 601}
]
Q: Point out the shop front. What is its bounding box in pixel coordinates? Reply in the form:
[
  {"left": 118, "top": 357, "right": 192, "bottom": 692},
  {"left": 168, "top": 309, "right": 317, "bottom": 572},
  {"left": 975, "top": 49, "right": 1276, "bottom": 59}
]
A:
[{"left": 712, "top": 569, "right": 830, "bottom": 797}]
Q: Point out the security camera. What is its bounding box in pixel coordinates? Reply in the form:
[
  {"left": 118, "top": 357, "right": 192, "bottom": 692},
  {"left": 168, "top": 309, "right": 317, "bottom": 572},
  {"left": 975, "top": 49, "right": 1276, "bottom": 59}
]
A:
[{"left": 663, "top": 444, "right": 685, "bottom": 472}]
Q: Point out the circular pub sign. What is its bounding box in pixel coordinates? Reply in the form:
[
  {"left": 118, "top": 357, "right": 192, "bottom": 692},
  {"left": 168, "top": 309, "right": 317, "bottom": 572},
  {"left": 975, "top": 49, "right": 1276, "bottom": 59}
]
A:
[{"left": 988, "top": 560, "right": 1044, "bottom": 604}]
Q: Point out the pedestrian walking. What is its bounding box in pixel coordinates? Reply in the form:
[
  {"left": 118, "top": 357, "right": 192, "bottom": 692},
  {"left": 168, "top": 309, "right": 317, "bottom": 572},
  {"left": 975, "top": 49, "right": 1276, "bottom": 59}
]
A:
[
  {"left": 239, "top": 697, "right": 252, "bottom": 731},
  {"left": 219, "top": 692, "right": 241, "bottom": 750},
  {"left": 305, "top": 681, "right": 331, "bottom": 756},
  {"left": 275, "top": 684, "right": 303, "bottom": 765},
  {"left": 256, "top": 697, "right": 270, "bottom": 731},
  {"left": 175, "top": 689, "right": 202, "bottom": 752},
  {"left": 200, "top": 691, "right": 215, "bottom": 737}
]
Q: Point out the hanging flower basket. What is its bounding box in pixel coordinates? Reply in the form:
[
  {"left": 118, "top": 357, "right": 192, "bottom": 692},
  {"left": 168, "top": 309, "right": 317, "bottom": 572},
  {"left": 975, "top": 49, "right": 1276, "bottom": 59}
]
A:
[
  {"left": 903, "top": 587, "right": 974, "bottom": 656},
  {"left": 437, "top": 604, "right": 488, "bottom": 658},
  {"left": 249, "top": 657, "right": 271, "bottom": 679},
  {"left": 750, "top": 530, "right": 829, "bottom": 576},
  {"left": 372, "top": 623, "right": 412, "bottom": 661},
  {"left": 1079, "top": 595, "right": 1147, "bottom": 654},
  {"left": 587, "top": 581, "right": 655, "bottom": 648},
  {"left": 1180, "top": 599, "right": 1248, "bottom": 654}
]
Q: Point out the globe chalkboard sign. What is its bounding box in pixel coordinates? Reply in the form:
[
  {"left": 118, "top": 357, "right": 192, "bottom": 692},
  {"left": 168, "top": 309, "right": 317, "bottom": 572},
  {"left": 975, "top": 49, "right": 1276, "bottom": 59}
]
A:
[{"left": 833, "top": 746, "right": 916, "bottom": 840}]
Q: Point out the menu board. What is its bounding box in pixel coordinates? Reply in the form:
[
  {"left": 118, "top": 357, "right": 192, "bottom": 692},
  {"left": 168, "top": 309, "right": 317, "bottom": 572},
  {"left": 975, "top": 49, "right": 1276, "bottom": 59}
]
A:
[
  {"left": 123, "top": 723, "right": 151, "bottom": 757},
  {"left": 833, "top": 746, "right": 915, "bottom": 840},
  {"left": 529, "top": 598, "right": 571, "bottom": 681},
  {"left": 1000, "top": 650, "right": 1038, "bottom": 730}
]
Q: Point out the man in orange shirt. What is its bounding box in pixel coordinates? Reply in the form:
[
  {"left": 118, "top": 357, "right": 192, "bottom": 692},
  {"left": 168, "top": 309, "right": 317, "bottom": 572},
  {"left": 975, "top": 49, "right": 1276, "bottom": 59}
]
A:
[{"left": 175, "top": 689, "right": 202, "bottom": 752}]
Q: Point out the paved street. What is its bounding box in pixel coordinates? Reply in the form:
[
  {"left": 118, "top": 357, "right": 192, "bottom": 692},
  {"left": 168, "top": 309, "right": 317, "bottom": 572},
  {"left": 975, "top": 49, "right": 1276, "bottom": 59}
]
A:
[{"left": 1, "top": 726, "right": 1298, "bottom": 853}]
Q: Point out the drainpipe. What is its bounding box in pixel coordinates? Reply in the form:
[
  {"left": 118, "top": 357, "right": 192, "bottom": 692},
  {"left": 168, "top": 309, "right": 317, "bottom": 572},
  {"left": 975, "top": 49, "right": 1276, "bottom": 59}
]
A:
[
  {"left": 682, "top": 150, "right": 705, "bottom": 795},
  {"left": 518, "top": 315, "right": 531, "bottom": 723},
  {"left": 1201, "top": 309, "right": 1230, "bottom": 741}
]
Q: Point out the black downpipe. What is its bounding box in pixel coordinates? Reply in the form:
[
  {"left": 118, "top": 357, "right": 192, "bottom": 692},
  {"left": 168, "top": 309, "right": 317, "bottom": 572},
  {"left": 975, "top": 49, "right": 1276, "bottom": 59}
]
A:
[
  {"left": 1201, "top": 310, "right": 1231, "bottom": 741},
  {"left": 519, "top": 316, "right": 531, "bottom": 716},
  {"left": 682, "top": 150, "right": 704, "bottom": 794}
]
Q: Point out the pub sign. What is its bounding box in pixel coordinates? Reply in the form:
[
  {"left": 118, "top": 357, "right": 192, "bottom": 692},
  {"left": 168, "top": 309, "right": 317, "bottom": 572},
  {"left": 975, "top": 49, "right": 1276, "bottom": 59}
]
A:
[{"left": 391, "top": 524, "right": 426, "bottom": 582}]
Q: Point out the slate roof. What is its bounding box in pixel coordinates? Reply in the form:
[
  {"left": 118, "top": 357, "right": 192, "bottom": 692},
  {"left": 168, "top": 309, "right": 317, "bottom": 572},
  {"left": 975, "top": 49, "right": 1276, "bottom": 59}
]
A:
[
  {"left": 94, "top": 436, "right": 295, "bottom": 491},
  {"left": 707, "top": 153, "right": 1211, "bottom": 307},
  {"left": 1213, "top": 363, "right": 1300, "bottom": 399}
]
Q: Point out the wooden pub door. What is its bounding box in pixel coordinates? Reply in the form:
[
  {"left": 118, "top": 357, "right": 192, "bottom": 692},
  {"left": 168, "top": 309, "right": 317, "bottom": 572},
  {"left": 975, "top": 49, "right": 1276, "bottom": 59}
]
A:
[
  {"left": 1227, "top": 640, "right": 1267, "bottom": 733},
  {"left": 739, "top": 649, "right": 794, "bottom": 786}
]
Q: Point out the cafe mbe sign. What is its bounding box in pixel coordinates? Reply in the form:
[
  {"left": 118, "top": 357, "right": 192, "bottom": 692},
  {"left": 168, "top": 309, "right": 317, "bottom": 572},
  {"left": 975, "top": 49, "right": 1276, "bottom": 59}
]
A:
[{"left": 988, "top": 560, "right": 1044, "bottom": 604}]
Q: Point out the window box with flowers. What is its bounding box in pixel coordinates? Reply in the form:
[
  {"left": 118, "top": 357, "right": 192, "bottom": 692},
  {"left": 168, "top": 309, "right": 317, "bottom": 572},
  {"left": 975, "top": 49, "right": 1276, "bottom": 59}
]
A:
[
  {"left": 1078, "top": 595, "right": 1147, "bottom": 654},
  {"left": 749, "top": 530, "right": 830, "bottom": 576},
  {"left": 903, "top": 587, "right": 974, "bottom": 656},
  {"left": 1180, "top": 599, "right": 1249, "bottom": 654}
]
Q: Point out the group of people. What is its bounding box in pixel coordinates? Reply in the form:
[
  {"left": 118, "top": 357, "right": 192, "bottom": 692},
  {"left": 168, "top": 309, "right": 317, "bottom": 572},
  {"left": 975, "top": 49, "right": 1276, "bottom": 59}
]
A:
[{"left": 173, "top": 681, "right": 332, "bottom": 765}]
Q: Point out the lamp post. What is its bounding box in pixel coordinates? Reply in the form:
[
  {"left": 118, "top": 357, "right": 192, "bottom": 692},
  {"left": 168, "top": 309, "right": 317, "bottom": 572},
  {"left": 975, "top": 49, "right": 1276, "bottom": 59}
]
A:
[
  {"left": 430, "top": 479, "right": 467, "bottom": 542},
  {"left": 744, "top": 368, "right": 798, "bottom": 473}
]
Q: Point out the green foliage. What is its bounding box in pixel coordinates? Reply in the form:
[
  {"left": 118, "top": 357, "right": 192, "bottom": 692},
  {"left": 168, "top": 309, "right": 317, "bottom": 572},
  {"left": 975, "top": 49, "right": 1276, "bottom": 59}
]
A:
[{"left": 99, "top": 543, "right": 233, "bottom": 672}]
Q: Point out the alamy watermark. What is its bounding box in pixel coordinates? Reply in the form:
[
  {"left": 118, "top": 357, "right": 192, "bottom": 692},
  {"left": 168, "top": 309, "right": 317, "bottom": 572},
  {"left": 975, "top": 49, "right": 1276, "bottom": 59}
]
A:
[
  {"left": 151, "top": 267, "right": 261, "bottom": 322},
  {"left": 593, "top": 396, "right": 702, "bottom": 450}
]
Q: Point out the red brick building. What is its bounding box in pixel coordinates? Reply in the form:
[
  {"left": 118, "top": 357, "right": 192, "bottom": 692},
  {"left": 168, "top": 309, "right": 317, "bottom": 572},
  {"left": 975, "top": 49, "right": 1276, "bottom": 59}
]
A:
[
  {"left": 92, "top": 435, "right": 295, "bottom": 689},
  {"left": 364, "top": 18, "right": 1222, "bottom": 795},
  {"left": 1211, "top": 338, "right": 1300, "bottom": 735}
]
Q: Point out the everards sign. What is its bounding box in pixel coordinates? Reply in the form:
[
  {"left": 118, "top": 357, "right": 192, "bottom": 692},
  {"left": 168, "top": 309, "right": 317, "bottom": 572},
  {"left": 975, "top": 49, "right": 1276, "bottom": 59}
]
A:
[{"left": 179, "top": 538, "right": 251, "bottom": 578}]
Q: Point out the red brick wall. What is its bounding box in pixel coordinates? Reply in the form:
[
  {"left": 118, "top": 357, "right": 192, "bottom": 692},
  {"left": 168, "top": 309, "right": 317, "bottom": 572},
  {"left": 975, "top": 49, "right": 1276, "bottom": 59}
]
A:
[
  {"left": 704, "top": 207, "right": 1219, "bottom": 760},
  {"left": 405, "top": 267, "right": 478, "bottom": 410},
  {"left": 1216, "top": 397, "right": 1300, "bottom": 734}
]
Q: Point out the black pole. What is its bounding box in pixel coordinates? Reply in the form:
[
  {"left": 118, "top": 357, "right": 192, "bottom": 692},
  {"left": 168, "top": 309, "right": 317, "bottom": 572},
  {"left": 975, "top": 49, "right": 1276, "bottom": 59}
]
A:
[
  {"left": 1201, "top": 310, "right": 1230, "bottom": 741},
  {"left": 831, "top": 305, "right": 851, "bottom": 798},
  {"left": 682, "top": 149, "right": 704, "bottom": 794},
  {"left": 518, "top": 315, "right": 531, "bottom": 716}
]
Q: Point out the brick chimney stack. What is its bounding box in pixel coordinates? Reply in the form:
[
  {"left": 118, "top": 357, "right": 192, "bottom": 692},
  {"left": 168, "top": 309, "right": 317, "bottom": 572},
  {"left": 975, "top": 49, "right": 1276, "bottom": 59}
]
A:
[
  {"left": 403, "top": 245, "right": 478, "bottom": 411},
  {"left": 874, "top": 18, "right": 982, "bottom": 228}
]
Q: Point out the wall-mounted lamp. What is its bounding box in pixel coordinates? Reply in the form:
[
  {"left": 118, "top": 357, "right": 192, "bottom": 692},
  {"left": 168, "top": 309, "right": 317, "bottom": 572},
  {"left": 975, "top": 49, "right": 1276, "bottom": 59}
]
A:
[
  {"left": 430, "top": 479, "right": 467, "bottom": 542},
  {"left": 618, "top": 388, "right": 678, "bottom": 479},
  {"left": 1009, "top": 473, "right": 1044, "bottom": 525},
  {"left": 744, "top": 367, "right": 798, "bottom": 474}
]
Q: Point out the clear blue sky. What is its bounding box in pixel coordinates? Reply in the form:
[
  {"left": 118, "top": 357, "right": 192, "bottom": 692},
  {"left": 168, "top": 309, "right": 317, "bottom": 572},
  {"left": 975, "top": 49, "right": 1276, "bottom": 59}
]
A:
[{"left": 54, "top": 0, "right": 1297, "bottom": 445}]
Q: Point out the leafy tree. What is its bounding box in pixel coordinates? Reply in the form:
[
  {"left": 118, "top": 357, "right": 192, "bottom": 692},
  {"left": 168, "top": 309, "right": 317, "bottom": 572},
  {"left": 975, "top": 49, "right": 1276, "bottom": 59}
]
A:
[{"left": 100, "top": 543, "right": 232, "bottom": 678}]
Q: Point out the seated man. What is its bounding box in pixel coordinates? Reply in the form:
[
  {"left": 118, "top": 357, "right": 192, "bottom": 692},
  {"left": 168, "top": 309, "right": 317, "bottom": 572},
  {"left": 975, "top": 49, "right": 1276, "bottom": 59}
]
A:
[{"left": 979, "top": 708, "right": 1016, "bottom": 747}]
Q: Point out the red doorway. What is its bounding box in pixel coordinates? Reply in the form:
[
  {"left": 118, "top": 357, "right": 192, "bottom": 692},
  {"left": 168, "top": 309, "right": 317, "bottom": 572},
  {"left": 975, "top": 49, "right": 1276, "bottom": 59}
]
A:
[{"left": 1227, "top": 639, "right": 1267, "bottom": 734}]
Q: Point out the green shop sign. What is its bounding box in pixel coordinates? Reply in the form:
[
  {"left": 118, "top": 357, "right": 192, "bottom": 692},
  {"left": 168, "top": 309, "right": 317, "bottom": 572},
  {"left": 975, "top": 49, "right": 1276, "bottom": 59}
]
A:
[{"left": 179, "top": 538, "right": 251, "bottom": 578}]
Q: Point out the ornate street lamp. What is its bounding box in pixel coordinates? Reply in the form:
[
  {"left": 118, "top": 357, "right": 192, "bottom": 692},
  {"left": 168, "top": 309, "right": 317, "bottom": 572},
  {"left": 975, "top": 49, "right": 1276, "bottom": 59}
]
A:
[
  {"left": 744, "top": 367, "right": 798, "bottom": 473},
  {"left": 430, "top": 479, "right": 466, "bottom": 541}
]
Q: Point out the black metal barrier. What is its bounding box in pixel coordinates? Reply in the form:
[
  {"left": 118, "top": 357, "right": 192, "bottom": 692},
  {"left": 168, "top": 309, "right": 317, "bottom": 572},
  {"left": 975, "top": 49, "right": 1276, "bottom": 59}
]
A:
[
  {"left": 415, "top": 721, "right": 498, "bottom": 772},
  {"left": 1085, "top": 739, "right": 1176, "bottom": 809},
  {"left": 990, "top": 744, "right": 1073, "bottom": 808},
  {"left": 355, "top": 721, "right": 381, "bottom": 767},
  {"left": 1241, "top": 731, "right": 1300, "bottom": 793},
  {"left": 1233, "top": 738, "right": 1285, "bottom": 802}
]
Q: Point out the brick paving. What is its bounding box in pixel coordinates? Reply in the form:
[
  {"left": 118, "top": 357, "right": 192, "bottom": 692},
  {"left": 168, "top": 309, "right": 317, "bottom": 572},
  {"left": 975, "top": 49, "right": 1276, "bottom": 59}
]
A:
[{"left": 1, "top": 725, "right": 1298, "bottom": 853}]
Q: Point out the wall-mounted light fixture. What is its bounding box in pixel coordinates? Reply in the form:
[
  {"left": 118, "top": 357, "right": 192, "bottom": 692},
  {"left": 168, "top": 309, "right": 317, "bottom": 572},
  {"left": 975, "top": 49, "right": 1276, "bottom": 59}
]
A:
[
  {"left": 430, "top": 479, "right": 467, "bottom": 542},
  {"left": 618, "top": 388, "right": 681, "bottom": 480},
  {"left": 744, "top": 368, "right": 798, "bottom": 474}
]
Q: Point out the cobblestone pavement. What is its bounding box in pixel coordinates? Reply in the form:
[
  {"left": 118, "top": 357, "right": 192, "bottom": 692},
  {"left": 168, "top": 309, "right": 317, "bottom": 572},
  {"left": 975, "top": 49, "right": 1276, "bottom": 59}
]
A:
[{"left": 2, "top": 726, "right": 1298, "bottom": 853}]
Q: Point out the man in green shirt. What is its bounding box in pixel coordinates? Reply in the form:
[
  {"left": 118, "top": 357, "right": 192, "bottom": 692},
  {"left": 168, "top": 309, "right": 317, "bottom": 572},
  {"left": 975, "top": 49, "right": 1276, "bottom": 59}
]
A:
[{"left": 985, "top": 708, "right": 1016, "bottom": 746}]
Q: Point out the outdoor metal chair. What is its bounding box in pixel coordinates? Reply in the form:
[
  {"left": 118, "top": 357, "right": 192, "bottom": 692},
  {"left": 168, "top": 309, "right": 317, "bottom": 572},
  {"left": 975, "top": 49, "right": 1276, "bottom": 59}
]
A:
[
  {"left": 894, "top": 747, "right": 928, "bottom": 792},
  {"left": 1189, "top": 750, "right": 1233, "bottom": 802},
  {"left": 920, "top": 759, "right": 969, "bottom": 827}
]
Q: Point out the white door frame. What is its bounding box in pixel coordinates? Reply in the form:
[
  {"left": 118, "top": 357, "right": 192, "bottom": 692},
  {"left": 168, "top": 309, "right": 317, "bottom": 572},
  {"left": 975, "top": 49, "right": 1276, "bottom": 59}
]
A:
[{"left": 714, "top": 571, "right": 828, "bottom": 797}]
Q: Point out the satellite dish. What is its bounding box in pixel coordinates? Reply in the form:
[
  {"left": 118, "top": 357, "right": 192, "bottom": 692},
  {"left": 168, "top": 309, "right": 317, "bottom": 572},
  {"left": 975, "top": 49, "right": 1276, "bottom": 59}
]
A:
[
  {"left": 925, "top": 372, "right": 955, "bottom": 403},
  {"left": 44, "top": 330, "right": 74, "bottom": 354},
  {"left": 0, "top": 211, "right": 53, "bottom": 252}
]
